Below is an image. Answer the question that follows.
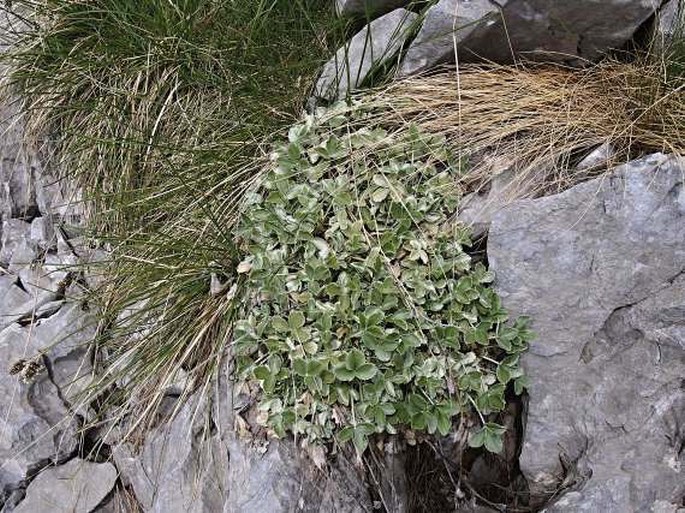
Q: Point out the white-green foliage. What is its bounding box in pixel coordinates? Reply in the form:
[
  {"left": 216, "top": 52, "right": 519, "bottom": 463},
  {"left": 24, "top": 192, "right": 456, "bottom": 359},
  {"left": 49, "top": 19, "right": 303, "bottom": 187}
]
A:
[{"left": 234, "top": 104, "right": 532, "bottom": 454}]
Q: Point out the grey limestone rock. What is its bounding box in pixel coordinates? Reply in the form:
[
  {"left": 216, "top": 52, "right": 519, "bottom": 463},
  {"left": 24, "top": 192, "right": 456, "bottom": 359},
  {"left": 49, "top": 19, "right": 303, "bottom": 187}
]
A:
[
  {"left": 461, "top": 0, "right": 659, "bottom": 64},
  {"left": 115, "top": 385, "right": 373, "bottom": 513},
  {"left": 0, "top": 34, "right": 92, "bottom": 508},
  {"left": 225, "top": 437, "right": 371, "bottom": 513},
  {"left": 112, "top": 395, "right": 228, "bottom": 513},
  {"left": 457, "top": 155, "right": 536, "bottom": 240},
  {"left": 0, "top": 218, "right": 33, "bottom": 267},
  {"left": 314, "top": 8, "right": 418, "bottom": 101},
  {"left": 398, "top": 0, "right": 499, "bottom": 76},
  {"left": 655, "top": 0, "right": 684, "bottom": 50},
  {"left": 575, "top": 141, "right": 616, "bottom": 171},
  {"left": 0, "top": 323, "right": 78, "bottom": 501},
  {"left": 398, "top": 0, "right": 660, "bottom": 76},
  {"left": 13, "top": 459, "right": 116, "bottom": 513},
  {"left": 0, "top": 141, "right": 37, "bottom": 221},
  {"left": 489, "top": 153, "right": 685, "bottom": 511},
  {"left": 336, "top": 0, "right": 409, "bottom": 17}
]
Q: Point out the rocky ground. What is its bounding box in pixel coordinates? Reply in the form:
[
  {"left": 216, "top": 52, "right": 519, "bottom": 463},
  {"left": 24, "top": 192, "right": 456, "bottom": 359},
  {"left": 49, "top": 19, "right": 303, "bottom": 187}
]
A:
[
  {"left": 1, "top": 1, "right": 684, "bottom": 512},
  {"left": 0, "top": 66, "right": 120, "bottom": 511}
]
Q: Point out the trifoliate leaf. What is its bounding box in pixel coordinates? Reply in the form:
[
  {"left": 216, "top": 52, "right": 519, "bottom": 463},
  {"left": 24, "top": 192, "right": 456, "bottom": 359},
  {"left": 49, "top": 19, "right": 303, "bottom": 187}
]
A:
[
  {"left": 293, "top": 358, "right": 308, "bottom": 377},
  {"left": 271, "top": 316, "right": 289, "bottom": 333},
  {"left": 333, "top": 365, "right": 355, "bottom": 382},
  {"left": 253, "top": 366, "right": 271, "bottom": 381}
]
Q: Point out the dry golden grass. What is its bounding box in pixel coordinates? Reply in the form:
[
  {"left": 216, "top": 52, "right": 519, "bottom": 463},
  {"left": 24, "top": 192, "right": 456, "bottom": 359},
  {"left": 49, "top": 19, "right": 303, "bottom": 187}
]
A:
[{"left": 362, "top": 61, "right": 685, "bottom": 200}]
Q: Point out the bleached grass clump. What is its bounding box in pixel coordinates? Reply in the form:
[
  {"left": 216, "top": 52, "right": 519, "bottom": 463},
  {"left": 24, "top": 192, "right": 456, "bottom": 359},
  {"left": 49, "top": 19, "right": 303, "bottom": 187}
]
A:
[{"left": 367, "top": 61, "right": 685, "bottom": 200}]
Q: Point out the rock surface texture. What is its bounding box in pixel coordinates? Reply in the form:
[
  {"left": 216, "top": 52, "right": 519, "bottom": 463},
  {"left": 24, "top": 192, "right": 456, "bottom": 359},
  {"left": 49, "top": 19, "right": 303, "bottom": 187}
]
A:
[
  {"left": 0, "top": 126, "right": 103, "bottom": 510},
  {"left": 458, "top": 0, "right": 659, "bottom": 64},
  {"left": 13, "top": 459, "right": 117, "bottom": 513},
  {"left": 113, "top": 379, "right": 373, "bottom": 513},
  {"left": 322, "top": 0, "right": 665, "bottom": 99},
  {"left": 314, "top": 8, "right": 417, "bottom": 100},
  {"left": 398, "top": 0, "right": 500, "bottom": 76},
  {"left": 0, "top": 12, "right": 106, "bottom": 512},
  {"left": 489, "top": 153, "right": 685, "bottom": 511},
  {"left": 656, "top": 0, "right": 684, "bottom": 49}
]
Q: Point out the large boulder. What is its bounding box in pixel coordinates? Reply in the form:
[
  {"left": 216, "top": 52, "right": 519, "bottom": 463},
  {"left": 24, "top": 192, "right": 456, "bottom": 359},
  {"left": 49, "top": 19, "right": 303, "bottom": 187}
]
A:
[
  {"left": 488, "top": 153, "right": 685, "bottom": 511},
  {"left": 398, "top": 0, "right": 659, "bottom": 73},
  {"left": 314, "top": 8, "right": 417, "bottom": 101},
  {"left": 478, "top": 0, "right": 658, "bottom": 63}
]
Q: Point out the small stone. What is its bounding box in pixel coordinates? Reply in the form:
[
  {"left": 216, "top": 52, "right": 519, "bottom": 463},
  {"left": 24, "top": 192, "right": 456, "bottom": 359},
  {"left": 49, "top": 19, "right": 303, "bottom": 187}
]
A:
[
  {"left": 13, "top": 459, "right": 117, "bottom": 513},
  {"left": 8, "top": 239, "right": 38, "bottom": 274},
  {"left": 29, "top": 216, "right": 55, "bottom": 250},
  {"left": 458, "top": 156, "right": 535, "bottom": 239},
  {"left": 17, "top": 261, "right": 67, "bottom": 300},
  {"left": 576, "top": 142, "right": 615, "bottom": 171},
  {"left": 0, "top": 218, "right": 32, "bottom": 266},
  {"left": 0, "top": 275, "right": 31, "bottom": 328},
  {"left": 33, "top": 303, "right": 96, "bottom": 406},
  {"left": 0, "top": 151, "right": 38, "bottom": 220}
]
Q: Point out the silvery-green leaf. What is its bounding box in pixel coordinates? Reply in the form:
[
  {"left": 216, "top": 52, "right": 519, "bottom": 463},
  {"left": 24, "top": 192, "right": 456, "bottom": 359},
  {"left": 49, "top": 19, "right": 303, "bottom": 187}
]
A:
[
  {"left": 312, "top": 238, "right": 330, "bottom": 258},
  {"left": 371, "top": 188, "right": 389, "bottom": 203},
  {"left": 355, "top": 363, "right": 378, "bottom": 381}
]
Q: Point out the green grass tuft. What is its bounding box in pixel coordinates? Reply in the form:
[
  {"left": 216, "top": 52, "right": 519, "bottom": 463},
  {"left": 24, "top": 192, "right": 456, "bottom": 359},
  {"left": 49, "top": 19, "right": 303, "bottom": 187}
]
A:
[
  {"left": 2, "top": 0, "right": 348, "bottom": 432},
  {"left": 5, "top": 0, "right": 346, "bottom": 227}
]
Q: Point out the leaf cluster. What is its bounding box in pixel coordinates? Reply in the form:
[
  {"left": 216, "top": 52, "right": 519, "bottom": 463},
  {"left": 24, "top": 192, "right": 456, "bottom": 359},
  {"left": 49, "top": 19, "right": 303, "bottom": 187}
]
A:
[{"left": 234, "top": 104, "right": 532, "bottom": 454}]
